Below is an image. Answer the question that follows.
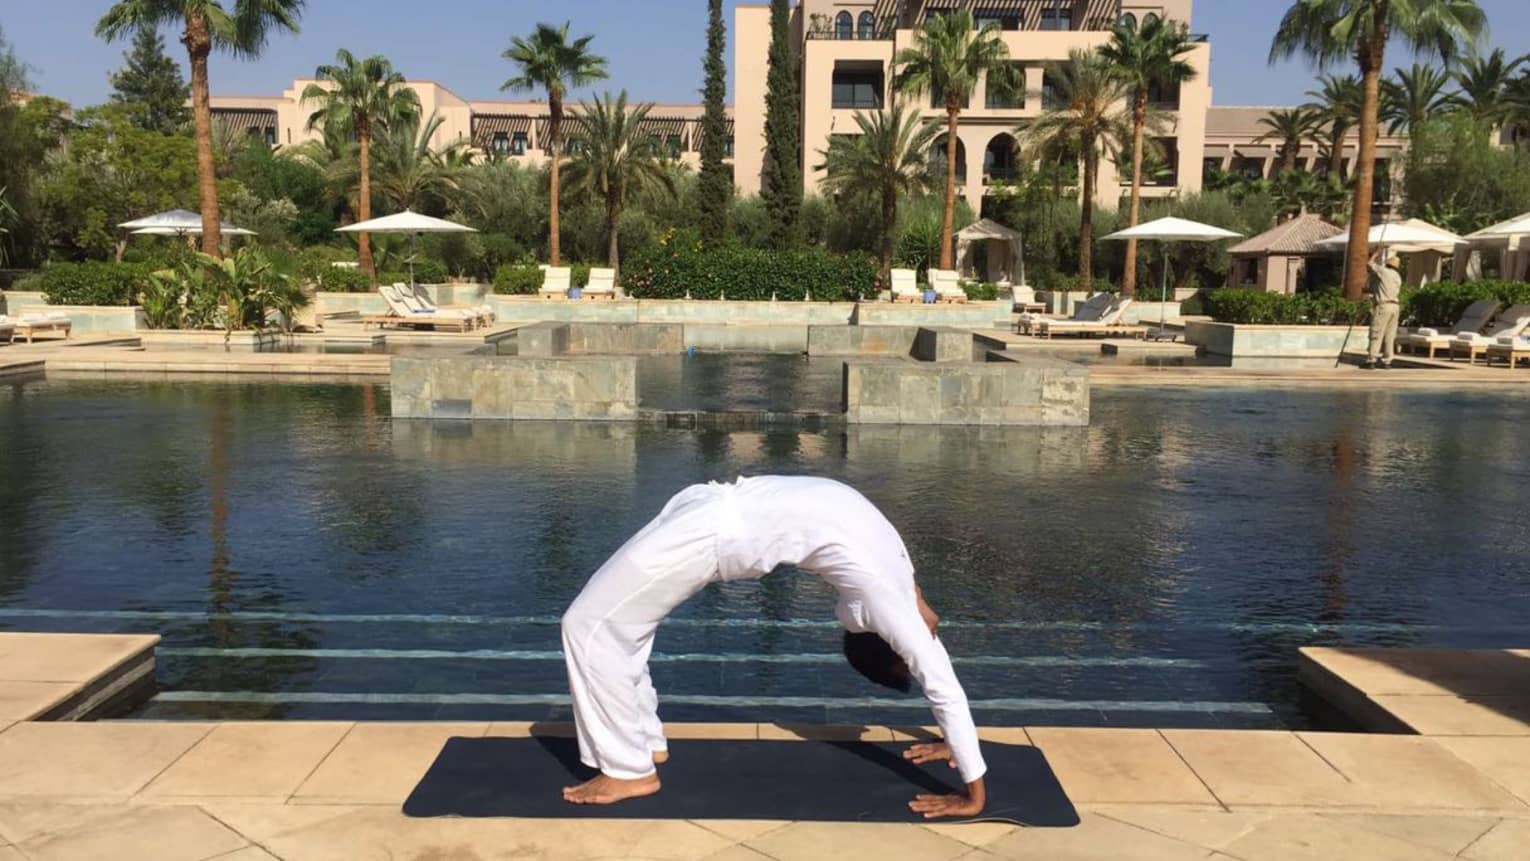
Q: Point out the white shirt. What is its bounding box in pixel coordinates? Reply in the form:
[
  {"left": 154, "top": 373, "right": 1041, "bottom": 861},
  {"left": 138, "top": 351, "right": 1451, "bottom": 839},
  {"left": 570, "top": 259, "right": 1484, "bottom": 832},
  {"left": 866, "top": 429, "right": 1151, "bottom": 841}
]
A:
[{"left": 714, "top": 476, "right": 988, "bottom": 784}]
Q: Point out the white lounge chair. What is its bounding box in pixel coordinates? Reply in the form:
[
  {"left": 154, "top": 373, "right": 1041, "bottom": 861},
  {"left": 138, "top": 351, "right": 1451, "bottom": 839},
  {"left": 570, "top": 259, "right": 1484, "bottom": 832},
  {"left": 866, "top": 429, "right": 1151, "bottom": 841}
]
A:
[
  {"left": 927, "top": 269, "right": 967, "bottom": 303},
  {"left": 1486, "top": 334, "right": 1530, "bottom": 368},
  {"left": 1037, "top": 298, "right": 1143, "bottom": 339},
  {"left": 1448, "top": 303, "right": 1530, "bottom": 363},
  {"left": 584, "top": 268, "right": 617, "bottom": 300},
  {"left": 1018, "top": 292, "right": 1114, "bottom": 334},
  {"left": 362, "top": 285, "right": 478, "bottom": 332},
  {"left": 540, "top": 267, "right": 572, "bottom": 300},
  {"left": 890, "top": 269, "right": 921, "bottom": 303},
  {"left": 407, "top": 283, "right": 493, "bottom": 325},
  {"left": 0, "top": 312, "right": 71, "bottom": 343},
  {"left": 1400, "top": 299, "right": 1501, "bottom": 358}
]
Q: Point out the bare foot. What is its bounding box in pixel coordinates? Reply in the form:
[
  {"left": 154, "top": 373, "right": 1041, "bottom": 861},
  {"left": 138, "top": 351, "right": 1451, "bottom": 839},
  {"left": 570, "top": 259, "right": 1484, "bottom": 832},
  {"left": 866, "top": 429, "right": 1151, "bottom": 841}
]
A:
[
  {"left": 561, "top": 772, "right": 661, "bottom": 805},
  {"left": 652, "top": 750, "right": 670, "bottom": 766}
]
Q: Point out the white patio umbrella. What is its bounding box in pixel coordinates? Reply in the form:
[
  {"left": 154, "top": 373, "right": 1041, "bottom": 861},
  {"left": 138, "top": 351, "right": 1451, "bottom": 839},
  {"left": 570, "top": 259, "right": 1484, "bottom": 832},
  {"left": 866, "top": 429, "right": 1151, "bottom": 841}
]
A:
[
  {"left": 131, "top": 225, "right": 257, "bottom": 237},
  {"left": 335, "top": 210, "right": 477, "bottom": 287},
  {"left": 118, "top": 209, "right": 205, "bottom": 233},
  {"left": 1104, "top": 217, "right": 1243, "bottom": 339},
  {"left": 1314, "top": 218, "right": 1467, "bottom": 252}
]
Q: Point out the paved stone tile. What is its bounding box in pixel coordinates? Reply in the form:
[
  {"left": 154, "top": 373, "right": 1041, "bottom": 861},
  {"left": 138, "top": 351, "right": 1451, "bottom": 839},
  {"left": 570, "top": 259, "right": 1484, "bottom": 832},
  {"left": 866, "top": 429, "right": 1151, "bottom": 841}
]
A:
[
  {"left": 1463, "top": 819, "right": 1530, "bottom": 861},
  {"left": 0, "top": 681, "right": 76, "bottom": 720},
  {"left": 978, "top": 728, "right": 1033, "bottom": 745},
  {"left": 1026, "top": 729, "right": 1218, "bottom": 805},
  {"left": 484, "top": 720, "right": 575, "bottom": 738},
  {"left": 142, "top": 722, "right": 353, "bottom": 801},
  {"left": 1318, "top": 813, "right": 1501, "bottom": 856},
  {"left": 886, "top": 724, "right": 942, "bottom": 742},
  {"left": 0, "top": 633, "right": 158, "bottom": 682},
  {"left": 1372, "top": 695, "right": 1530, "bottom": 735},
  {"left": 1221, "top": 814, "right": 1455, "bottom": 860},
  {"left": 663, "top": 723, "right": 759, "bottom": 740},
  {"left": 0, "top": 802, "right": 124, "bottom": 845},
  {"left": 291, "top": 722, "right": 489, "bottom": 804},
  {"left": 984, "top": 812, "right": 1214, "bottom": 860},
  {"left": 1303, "top": 648, "right": 1530, "bottom": 697},
  {"left": 206, "top": 848, "right": 282, "bottom": 861},
  {"left": 1433, "top": 736, "right": 1530, "bottom": 804},
  {"left": 1159, "top": 730, "right": 1351, "bottom": 807},
  {"left": 923, "top": 821, "right": 1020, "bottom": 847},
  {"left": 0, "top": 722, "right": 214, "bottom": 799},
  {"left": 694, "top": 819, "right": 792, "bottom": 842},
  {"left": 1297, "top": 733, "right": 1526, "bottom": 810},
  {"left": 702, "top": 846, "right": 776, "bottom": 861},
  {"left": 745, "top": 821, "right": 972, "bottom": 861},
  {"left": 18, "top": 804, "right": 247, "bottom": 861},
  {"left": 1092, "top": 808, "right": 1272, "bottom": 851},
  {"left": 196, "top": 802, "right": 362, "bottom": 843}
]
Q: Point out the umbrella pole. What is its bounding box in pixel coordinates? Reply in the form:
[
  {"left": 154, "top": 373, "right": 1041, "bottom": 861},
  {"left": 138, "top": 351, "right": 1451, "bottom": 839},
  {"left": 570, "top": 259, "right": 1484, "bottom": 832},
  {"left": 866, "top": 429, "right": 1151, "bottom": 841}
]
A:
[{"left": 409, "top": 232, "right": 417, "bottom": 289}]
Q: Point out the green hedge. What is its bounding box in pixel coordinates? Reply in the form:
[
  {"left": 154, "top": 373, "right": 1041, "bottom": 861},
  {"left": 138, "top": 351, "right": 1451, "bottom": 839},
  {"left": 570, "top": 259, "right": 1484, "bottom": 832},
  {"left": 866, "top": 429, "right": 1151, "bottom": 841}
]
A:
[
  {"left": 1401, "top": 280, "right": 1530, "bottom": 328},
  {"left": 31, "top": 262, "right": 157, "bottom": 306},
  {"left": 1206, "top": 289, "right": 1368, "bottom": 325},
  {"left": 494, "top": 263, "right": 544, "bottom": 295},
  {"left": 622, "top": 244, "right": 876, "bottom": 301},
  {"left": 963, "top": 282, "right": 1000, "bottom": 301},
  {"left": 314, "top": 267, "right": 371, "bottom": 293}
]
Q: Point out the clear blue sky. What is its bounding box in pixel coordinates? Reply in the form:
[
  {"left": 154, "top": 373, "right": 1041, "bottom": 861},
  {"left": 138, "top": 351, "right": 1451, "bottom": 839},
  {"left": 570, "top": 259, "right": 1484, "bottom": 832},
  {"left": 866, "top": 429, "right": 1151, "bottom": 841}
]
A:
[{"left": 5, "top": 1, "right": 1529, "bottom": 109}]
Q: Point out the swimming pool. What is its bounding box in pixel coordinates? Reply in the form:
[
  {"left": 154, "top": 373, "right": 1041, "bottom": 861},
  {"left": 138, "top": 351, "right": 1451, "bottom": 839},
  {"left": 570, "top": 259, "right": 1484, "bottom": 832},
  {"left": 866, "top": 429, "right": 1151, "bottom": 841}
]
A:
[{"left": 2, "top": 376, "right": 1528, "bottom": 728}]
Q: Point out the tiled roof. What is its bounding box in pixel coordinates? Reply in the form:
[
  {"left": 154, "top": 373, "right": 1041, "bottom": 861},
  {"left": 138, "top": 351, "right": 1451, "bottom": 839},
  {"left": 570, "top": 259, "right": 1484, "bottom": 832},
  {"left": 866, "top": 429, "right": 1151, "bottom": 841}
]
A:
[{"left": 1229, "top": 213, "right": 1345, "bottom": 256}]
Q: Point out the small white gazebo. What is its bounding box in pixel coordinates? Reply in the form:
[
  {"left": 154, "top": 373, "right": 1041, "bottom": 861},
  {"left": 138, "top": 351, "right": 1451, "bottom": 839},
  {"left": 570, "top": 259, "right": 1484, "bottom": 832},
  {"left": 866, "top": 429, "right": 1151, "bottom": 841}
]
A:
[
  {"left": 1459, "top": 212, "right": 1530, "bottom": 282},
  {"left": 955, "top": 219, "right": 1025, "bottom": 286},
  {"left": 336, "top": 210, "right": 476, "bottom": 287}
]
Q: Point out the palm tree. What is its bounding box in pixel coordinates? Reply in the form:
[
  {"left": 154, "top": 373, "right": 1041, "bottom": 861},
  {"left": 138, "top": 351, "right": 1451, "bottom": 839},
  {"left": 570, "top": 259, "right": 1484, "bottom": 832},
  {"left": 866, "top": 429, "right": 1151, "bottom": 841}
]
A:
[
  {"left": 891, "top": 9, "right": 1018, "bottom": 270},
  {"left": 1017, "top": 50, "right": 1135, "bottom": 294},
  {"left": 1382, "top": 63, "right": 1456, "bottom": 133},
  {"left": 1272, "top": 0, "right": 1487, "bottom": 300},
  {"left": 1303, "top": 74, "right": 1363, "bottom": 178},
  {"left": 367, "top": 112, "right": 469, "bottom": 213},
  {"left": 1256, "top": 107, "right": 1320, "bottom": 174},
  {"left": 501, "top": 22, "right": 608, "bottom": 266},
  {"left": 302, "top": 50, "right": 420, "bottom": 276},
  {"left": 563, "top": 91, "right": 675, "bottom": 275},
  {"left": 1451, "top": 49, "right": 1527, "bottom": 125},
  {"left": 1098, "top": 15, "right": 1198, "bottom": 297},
  {"left": 1508, "top": 74, "right": 1530, "bottom": 147},
  {"left": 97, "top": 0, "right": 303, "bottom": 257},
  {"left": 816, "top": 102, "right": 939, "bottom": 280}
]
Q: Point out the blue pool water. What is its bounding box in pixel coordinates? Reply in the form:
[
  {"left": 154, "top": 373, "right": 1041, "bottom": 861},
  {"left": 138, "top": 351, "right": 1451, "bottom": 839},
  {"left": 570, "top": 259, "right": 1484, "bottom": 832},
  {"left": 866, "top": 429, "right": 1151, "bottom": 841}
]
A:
[{"left": 2, "top": 374, "right": 1529, "bottom": 729}]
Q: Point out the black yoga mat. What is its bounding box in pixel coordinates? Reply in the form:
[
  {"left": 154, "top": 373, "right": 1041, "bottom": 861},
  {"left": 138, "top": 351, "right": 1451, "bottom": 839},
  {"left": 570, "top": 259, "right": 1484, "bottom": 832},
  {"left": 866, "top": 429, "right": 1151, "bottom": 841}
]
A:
[{"left": 402, "top": 735, "right": 1078, "bottom": 827}]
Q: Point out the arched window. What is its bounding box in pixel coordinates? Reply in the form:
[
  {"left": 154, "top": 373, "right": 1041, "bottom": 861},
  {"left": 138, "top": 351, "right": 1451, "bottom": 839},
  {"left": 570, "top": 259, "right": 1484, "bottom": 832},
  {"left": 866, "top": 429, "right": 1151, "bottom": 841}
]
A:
[
  {"left": 1117, "top": 13, "right": 1137, "bottom": 31},
  {"left": 929, "top": 136, "right": 968, "bottom": 184},
  {"left": 1143, "top": 12, "right": 1160, "bottom": 28},
  {"left": 984, "top": 134, "right": 1018, "bottom": 184},
  {"left": 858, "top": 11, "right": 876, "bottom": 40},
  {"left": 835, "top": 11, "right": 852, "bottom": 40}
]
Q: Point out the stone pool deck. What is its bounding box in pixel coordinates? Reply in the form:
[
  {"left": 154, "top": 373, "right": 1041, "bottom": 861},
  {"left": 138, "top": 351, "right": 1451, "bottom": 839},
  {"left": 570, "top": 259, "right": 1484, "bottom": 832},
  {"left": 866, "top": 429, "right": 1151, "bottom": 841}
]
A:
[
  {"left": 1, "top": 635, "right": 1529, "bottom": 859},
  {"left": 1301, "top": 647, "right": 1530, "bottom": 737}
]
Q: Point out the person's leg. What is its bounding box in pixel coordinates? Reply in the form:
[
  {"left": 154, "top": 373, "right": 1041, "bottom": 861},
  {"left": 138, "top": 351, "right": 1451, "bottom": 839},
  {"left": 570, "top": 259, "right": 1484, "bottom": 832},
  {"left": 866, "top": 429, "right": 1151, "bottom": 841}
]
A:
[
  {"left": 636, "top": 649, "right": 668, "bottom": 763},
  {"left": 1366, "top": 307, "right": 1385, "bottom": 368},
  {"left": 1382, "top": 305, "right": 1399, "bottom": 366}
]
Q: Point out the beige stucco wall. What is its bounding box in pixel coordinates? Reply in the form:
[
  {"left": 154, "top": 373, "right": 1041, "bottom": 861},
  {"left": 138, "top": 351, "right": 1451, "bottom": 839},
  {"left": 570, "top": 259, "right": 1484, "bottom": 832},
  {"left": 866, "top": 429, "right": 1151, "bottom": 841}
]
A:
[{"left": 734, "top": 4, "right": 777, "bottom": 196}]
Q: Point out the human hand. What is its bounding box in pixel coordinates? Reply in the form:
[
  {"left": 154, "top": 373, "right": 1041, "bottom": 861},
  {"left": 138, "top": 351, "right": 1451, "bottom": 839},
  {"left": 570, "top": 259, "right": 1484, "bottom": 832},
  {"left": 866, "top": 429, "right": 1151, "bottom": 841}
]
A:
[
  {"left": 904, "top": 742, "right": 956, "bottom": 768},
  {"left": 909, "top": 789, "right": 984, "bottom": 819}
]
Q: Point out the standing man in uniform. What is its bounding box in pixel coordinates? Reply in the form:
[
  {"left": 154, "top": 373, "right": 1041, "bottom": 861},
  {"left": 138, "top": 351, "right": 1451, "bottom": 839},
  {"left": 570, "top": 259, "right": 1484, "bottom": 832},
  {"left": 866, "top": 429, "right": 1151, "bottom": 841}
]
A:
[
  {"left": 559, "top": 475, "right": 987, "bottom": 819},
  {"left": 1364, "top": 249, "right": 1403, "bottom": 369}
]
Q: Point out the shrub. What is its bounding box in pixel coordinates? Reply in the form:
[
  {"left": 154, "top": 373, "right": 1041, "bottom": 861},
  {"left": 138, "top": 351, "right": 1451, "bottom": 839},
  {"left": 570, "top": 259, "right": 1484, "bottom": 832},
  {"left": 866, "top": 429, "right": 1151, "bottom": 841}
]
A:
[
  {"left": 1401, "top": 280, "right": 1530, "bottom": 328},
  {"left": 622, "top": 243, "right": 876, "bottom": 301},
  {"left": 313, "top": 266, "right": 371, "bottom": 293},
  {"left": 1179, "top": 291, "right": 1208, "bottom": 317},
  {"left": 494, "top": 263, "right": 545, "bottom": 295},
  {"left": 411, "top": 259, "right": 450, "bottom": 284},
  {"left": 33, "top": 261, "right": 156, "bottom": 306},
  {"left": 297, "top": 246, "right": 355, "bottom": 282},
  {"left": 963, "top": 281, "right": 1000, "bottom": 301},
  {"left": 1041, "top": 272, "right": 1117, "bottom": 294},
  {"left": 1205, "top": 288, "right": 1368, "bottom": 325}
]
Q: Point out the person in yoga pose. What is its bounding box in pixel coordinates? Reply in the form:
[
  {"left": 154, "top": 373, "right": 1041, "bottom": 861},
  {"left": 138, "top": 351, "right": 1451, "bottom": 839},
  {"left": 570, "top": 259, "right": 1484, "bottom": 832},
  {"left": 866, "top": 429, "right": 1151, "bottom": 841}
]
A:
[{"left": 559, "top": 475, "right": 986, "bottom": 818}]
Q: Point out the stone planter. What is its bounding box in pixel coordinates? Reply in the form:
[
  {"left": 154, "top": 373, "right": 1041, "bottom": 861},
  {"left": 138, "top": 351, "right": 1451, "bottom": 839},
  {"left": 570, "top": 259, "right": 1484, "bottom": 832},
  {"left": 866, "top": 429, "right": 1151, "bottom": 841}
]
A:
[
  {"left": 7, "top": 297, "right": 146, "bottom": 334},
  {"left": 137, "top": 330, "right": 285, "bottom": 349},
  {"left": 1184, "top": 321, "right": 1370, "bottom": 358}
]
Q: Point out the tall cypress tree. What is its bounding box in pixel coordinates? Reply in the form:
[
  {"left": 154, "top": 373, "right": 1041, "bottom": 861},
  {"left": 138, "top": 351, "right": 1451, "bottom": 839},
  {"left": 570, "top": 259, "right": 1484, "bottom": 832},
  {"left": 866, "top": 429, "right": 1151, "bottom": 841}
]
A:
[
  {"left": 697, "top": 0, "right": 732, "bottom": 244},
  {"left": 108, "top": 28, "right": 191, "bottom": 134},
  {"left": 759, "top": 0, "right": 802, "bottom": 249}
]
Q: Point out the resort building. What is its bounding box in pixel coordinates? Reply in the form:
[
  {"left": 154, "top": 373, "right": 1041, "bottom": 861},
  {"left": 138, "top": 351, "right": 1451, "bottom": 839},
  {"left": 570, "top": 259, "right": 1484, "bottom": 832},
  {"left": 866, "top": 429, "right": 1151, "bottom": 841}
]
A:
[
  {"left": 209, "top": 80, "right": 733, "bottom": 174},
  {"left": 208, "top": 0, "right": 1408, "bottom": 215}
]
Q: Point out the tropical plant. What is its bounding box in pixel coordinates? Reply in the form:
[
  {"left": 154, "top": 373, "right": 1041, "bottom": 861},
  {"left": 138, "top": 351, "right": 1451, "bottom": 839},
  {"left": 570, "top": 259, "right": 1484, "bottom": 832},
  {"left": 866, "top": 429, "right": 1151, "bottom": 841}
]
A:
[
  {"left": 1451, "top": 48, "right": 1526, "bottom": 125},
  {"left": 1256, "top": 107, "right": 1321, "bottom": 173},
  {"left": 365, "top": 112, "right": 468, "bottom": 213},
  {"left": 1098, "top": 14, "right": 1198, "bottom": 297},
  {"left": 760, "top": 0, "right": 803, "bottom": 249},
  {"left": 1017, "top": 49, "right": 1135, "bottom": 293},
  {"left": 96, "top": 0, "right": 304, "bottom": 257},
  {"left": 563, "top": 91, "right": 677, "bottom": 275},
  {"left": 1382, "top": 63, "right": 1456, "bottom": 133},
  {"left": 302, "top": 49, "right": 421, "bottom": 276},
  {"left": 501, "top": 21, "right": 609, "bottom": 266},
  {"left": 1303, "top": 74, "right": 1363, "bottom": 178},
  {"left": 1403, "top": 112, "right": 1530, "bottom": 234},
  {"left": 187, "top": 246, "right": 306, "bottom": 336},
  {"left": 697, "top": 0, "right": 731, "bottom": 244},
  {"left": 1271, "top": 0, "right": 1487, "bottom": 300},
  {"left": 816, "top": 103, "right": 939, "bottom": 279},
  {"left": 1271, "top": 168, "right": 1349, "bottom": 220},
  {"left": 892, "top": 8, "right": 1019, "bottom": 270}
]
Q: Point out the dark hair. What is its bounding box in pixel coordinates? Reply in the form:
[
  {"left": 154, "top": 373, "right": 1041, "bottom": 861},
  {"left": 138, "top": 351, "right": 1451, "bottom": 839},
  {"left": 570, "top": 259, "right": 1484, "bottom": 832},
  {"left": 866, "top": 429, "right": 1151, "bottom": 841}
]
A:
[{"left": 843, "top": 632, "right": 912, "bottom": 693}]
